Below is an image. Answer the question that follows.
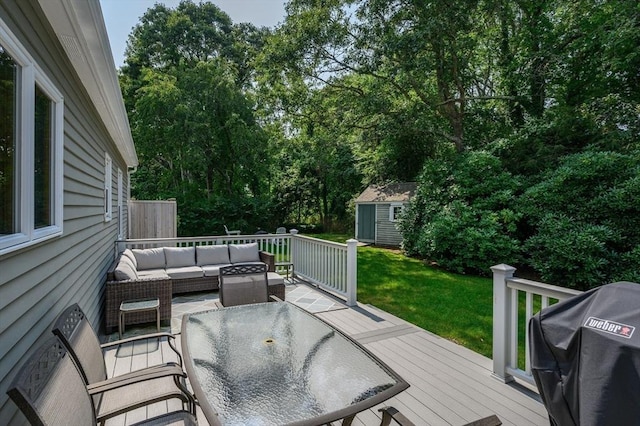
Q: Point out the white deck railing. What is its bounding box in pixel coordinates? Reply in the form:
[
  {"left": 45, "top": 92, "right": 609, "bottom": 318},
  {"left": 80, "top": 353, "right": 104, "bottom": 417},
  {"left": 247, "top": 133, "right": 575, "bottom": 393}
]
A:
[
  {"left": 290, "top": 235, "right": 358, "bottom": 306},
  {"left": 116, "top": 233, "right": 358, "bottom": 306},
  {"left": 491, "top": 264, "right": 582, "bottom": 385}
]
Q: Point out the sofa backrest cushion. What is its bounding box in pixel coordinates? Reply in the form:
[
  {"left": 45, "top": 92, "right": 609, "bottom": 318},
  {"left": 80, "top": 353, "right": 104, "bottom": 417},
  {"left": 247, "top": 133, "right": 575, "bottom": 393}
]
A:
[
  {"left": 114, "top": 258, "right": 139, "bottom": 280},
  {"left": 132, "top": 248, "right": 166, "bottom": 270},
  {"left": 164, "top": 246, "right": 196, "bottom": 268},
  {"left": 196, "top": 245, "right": 230, "bottom": 266},
  {"left": 229, "top": 243, "right": 261, "bottom": 264},
  {"left": 122, "top": 249, "right": 137, "bottom": 269}
]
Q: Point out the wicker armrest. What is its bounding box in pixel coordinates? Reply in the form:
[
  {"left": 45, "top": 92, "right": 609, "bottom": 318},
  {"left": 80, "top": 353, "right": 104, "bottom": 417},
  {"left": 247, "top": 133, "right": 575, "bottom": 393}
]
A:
[
  {"left": 105, "top": 277, "right": 172, "bottom": 333},
  {"left": 259, "top": 251, "right": 275, "bottom": 271}
]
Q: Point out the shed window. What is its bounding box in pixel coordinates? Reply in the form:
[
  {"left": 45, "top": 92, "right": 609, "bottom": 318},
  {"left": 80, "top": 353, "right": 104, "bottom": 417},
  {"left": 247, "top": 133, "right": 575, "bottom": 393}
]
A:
[
  {"left": 389, "top": 203, "right": 404, "bottom": 222},
  {"left": 0, "top": 20, "right": 64, "bottom": 255}
]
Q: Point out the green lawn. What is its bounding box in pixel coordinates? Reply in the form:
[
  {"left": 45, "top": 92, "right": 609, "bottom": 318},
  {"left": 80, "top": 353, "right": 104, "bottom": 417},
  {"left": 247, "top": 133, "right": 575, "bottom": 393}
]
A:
[{"left": 309, "top": 233, "right": 494, "bottom": 358}]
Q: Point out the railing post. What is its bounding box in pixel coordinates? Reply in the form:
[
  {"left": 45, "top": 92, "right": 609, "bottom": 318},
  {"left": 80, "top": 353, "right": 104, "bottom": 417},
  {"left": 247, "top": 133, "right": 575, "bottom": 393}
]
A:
[
  {"left": 491, "top": 263, "right": 516, "bottom": 383},
  {"left": 289, "top": 230, "right": 298, "bottom": 277},
  {"left": 346, "top": 239, "right": 358, "bottom": 306}
]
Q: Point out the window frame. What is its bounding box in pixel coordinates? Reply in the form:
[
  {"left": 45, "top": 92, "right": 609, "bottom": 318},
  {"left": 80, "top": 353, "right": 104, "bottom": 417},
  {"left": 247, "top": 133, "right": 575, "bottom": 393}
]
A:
[
  {"left": 104, "top": 153, "right": 112, "bottom": 222},
  {"left": 117, "top": 167, "right": 123, "bottom": 238},
  {"left": 0, "top": 19, "right": 64, "bottom": 255},
  {"left": 389, "top": 203, "right": 404, "bottom": 223}
]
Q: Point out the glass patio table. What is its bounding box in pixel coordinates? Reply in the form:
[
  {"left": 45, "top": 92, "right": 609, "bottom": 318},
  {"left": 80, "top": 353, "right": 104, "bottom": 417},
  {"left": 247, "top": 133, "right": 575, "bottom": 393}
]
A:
[{"left": 181, "top": 301, "right": 409, "bottom": 426}]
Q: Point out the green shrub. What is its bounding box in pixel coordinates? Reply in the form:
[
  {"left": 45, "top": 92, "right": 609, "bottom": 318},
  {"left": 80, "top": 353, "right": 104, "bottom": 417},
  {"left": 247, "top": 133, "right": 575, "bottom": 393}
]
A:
[
  {"left": 519, "top": 150, "right": 640, "bottom": 288},
  {"left": 524, "top": 214, "right": 619, "bottom": 290},
  {"left": 401, "top": 152, "right": 523, "bottom": 275}
]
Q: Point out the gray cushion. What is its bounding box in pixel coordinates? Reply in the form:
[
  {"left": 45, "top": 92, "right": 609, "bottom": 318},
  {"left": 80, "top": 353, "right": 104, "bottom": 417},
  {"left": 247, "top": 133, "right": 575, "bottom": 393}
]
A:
[
  {"left": 132, "top": 248, "right": 166, "bottom": 270},
  {"left": 228, "top": 243, "right": 260, "bottom": 264},
  {"left": 114, "top": 262, "right": 138, "bottom": 281},
  {"left": 138, "top": 269, "right": 170, "bottom": 280},
  {"left": 164, "top": 246, "right": 196, "bottom": 268},
  {"left": 196, "top": 245, "right": 230, "bottom": 266},
  {"left": 119, "top": 255, "right": 137, "bottom": 272},
  {"left": 201, "top": 264, "right": 232, "bottom": 277},
  {"left": 166, "top": 266, "right": 204, "bottom": 280},
  {"left": 122, "top": 249, "right": 137, "bottom": 269}
]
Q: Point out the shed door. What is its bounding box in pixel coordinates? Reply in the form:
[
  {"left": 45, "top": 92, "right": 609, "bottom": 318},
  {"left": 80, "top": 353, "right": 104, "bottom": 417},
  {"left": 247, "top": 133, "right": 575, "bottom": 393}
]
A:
[{"left": 358, "top": 204, "right": 376, "bottom": 241}]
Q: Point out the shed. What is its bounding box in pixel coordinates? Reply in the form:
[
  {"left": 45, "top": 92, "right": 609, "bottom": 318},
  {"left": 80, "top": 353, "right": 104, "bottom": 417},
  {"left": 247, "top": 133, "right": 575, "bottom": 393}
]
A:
[{"left": 354, "top": 182, "right": 417, "bottom": 246}]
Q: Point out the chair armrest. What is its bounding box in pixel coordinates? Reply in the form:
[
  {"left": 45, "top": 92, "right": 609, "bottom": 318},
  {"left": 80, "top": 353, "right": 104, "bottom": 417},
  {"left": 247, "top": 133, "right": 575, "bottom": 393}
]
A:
[
  {"left": 462, "top": 415, "right": 502, "bottom": 426},
  {"left": 100, "top": 332, "right": 183, "bottom": 366},
  {"left": 259, "top": 251, "right": 275, "bottom": 271},
  {"left": 100, "top": 331, "right": 175, "bottom": 348},
  {"left": 87, "top": 365, "right": 186, "bottom": 394},
  {"left": 379, "top": 406, "right": 416, "bottom": 426}
]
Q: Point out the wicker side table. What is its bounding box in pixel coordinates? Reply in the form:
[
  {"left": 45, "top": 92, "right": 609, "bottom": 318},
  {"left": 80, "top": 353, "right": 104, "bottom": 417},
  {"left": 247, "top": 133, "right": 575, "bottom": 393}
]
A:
[{"left": 119, "top": 298, "right": 160, "bottom": 338}]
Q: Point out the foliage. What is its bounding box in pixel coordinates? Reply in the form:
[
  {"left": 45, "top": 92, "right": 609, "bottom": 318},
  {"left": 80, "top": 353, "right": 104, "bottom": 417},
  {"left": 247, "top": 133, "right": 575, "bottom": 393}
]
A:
[
  {"left": 519, "top": 151, "right": 640, "bottom": 289},
  {"left": 401, "top": 152, "right": 522, "bottom": 275},
  {"left": 117, "top": 0, "right": 640, "bottom": 288},
  {"left": 121, "top": 1, "right": 273, "bottom": 235}
]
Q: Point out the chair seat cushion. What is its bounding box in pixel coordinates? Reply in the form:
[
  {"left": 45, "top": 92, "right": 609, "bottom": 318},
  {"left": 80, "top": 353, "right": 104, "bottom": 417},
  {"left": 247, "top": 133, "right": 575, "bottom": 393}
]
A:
[
  {"left": 166, "top": 266, "right": 204, "bottom": 280},
  {"left": 267, "top": 272, "right": 285, "bottom": 286},
  {"left": 201, "top": 264, "right": 232, "bottom": 277},
  {"left": 137, "top": 269, "right": 170, "bottom": 280}
]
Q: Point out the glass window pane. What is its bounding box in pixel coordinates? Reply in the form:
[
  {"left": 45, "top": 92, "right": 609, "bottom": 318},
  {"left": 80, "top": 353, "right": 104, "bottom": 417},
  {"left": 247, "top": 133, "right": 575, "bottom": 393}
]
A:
[
  {"left": 34, "top": 84, "right": 52, "bottom": 229},
  {"left": 0, "top": 44, "right": 17, "bottom": 235}
]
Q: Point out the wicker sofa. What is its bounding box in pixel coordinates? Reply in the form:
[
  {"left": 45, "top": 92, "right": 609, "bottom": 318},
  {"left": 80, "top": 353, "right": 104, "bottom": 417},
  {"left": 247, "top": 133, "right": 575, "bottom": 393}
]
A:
[{"left": 105, "top": 243, "right": 285, "bottom": 333}]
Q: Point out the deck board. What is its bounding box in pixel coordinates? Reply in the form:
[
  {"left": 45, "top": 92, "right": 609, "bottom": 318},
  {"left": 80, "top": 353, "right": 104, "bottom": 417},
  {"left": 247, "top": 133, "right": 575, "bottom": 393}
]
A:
[{"left": 102, "top": 284, "right": 549, "bottom": 426}]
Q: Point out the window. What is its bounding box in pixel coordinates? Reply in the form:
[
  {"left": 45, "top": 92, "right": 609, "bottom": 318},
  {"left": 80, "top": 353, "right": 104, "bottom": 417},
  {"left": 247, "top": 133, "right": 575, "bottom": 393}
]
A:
[
  {"left": 104, "top": 153, "right": 112, "bottom": 222},
  {"left": 0, "top": 20, "right": 64, "bottom": 255},
  {"left": 389, "top": 203, "right": 404, "bottom": 222}
]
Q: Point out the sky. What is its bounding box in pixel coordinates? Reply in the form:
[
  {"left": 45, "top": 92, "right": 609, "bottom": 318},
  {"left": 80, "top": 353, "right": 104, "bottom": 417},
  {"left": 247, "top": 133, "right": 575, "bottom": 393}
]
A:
[{"left": 99, "top": 0, "right": 287, "bottom": 68}]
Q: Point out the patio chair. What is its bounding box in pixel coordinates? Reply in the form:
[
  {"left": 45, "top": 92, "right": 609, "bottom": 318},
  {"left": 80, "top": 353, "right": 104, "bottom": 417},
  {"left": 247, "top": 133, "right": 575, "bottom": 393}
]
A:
[
  {"left": 378, "top": 407, "right": 501, "bottom": 426},
  {"left": 51, "top": 304, "right": 195, "bottom": 421},
  {"left": 7, "top": 337, "right": 197, "bottom": 426},
  {"left": 224, "top": 224, "right": 241, "bottom": 235},
  {"left": 218, "top": 263, "right": 277, "bottom": 307},
  {"left": 273, "top": 226, "right": 287, "bottom": 246}
]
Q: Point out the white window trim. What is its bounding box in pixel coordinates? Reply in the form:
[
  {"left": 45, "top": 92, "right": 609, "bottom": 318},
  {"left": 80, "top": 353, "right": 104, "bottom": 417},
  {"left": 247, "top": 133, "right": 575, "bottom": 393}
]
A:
[
  {"left": 104, "top": 153, "right": 112, "bottom": 222},
  {"left": 0, "top": 18, "right": 64, "bottom": 255},
  {"left": 117, "top": 168, "right": 123, "bottom": 238},
  {"left": 389, "top": 203, "right": 404, "bottom": 222}
]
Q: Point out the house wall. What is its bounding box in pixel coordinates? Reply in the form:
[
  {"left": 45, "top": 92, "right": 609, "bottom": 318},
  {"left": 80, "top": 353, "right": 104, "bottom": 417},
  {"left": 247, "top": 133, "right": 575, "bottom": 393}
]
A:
[
  {"left": 375, "top": 204, "right": 404, "bottom": 246},
  {"left": 0, "top": 1, "right": 129, "bottom": 422}
]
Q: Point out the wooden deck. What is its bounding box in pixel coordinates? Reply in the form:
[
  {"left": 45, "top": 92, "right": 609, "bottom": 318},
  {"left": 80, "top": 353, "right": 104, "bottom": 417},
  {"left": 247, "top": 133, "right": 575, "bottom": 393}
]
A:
[{"left": 102, "top": 283, "right": 549, "bottom": 426}]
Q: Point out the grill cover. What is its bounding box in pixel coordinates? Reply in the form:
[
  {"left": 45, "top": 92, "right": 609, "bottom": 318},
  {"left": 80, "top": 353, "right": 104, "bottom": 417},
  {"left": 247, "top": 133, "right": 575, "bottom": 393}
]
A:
[{"left": 529, "top": 281, "right": 640, "bottom": 426}]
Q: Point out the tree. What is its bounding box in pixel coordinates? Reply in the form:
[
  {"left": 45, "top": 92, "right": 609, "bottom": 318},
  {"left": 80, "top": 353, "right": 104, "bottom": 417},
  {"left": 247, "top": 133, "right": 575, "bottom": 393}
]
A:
[{"left": 120, "top": 1, "right": 272, "bottom": 235}]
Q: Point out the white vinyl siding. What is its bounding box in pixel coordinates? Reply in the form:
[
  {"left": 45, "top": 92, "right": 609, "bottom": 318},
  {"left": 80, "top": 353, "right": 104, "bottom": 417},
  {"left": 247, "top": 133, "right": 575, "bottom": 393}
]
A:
[
  {"left": 0, "top": 1, "right": 131, "bottom": 422},
  {"left": 376, "top": 204, "right": 404, "bottom": 246}
]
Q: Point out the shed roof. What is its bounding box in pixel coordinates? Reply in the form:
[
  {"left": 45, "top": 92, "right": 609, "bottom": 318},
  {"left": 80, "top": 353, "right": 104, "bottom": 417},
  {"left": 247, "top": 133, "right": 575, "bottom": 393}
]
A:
[{"left": 355, "top": 182, "right": 417, "bottom": 203}]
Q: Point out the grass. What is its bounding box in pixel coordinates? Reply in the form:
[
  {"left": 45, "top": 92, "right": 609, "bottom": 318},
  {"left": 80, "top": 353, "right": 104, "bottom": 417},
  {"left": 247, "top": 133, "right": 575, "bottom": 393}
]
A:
[{"left": 307, "top": 233, "right": 494, "bottom": 358}]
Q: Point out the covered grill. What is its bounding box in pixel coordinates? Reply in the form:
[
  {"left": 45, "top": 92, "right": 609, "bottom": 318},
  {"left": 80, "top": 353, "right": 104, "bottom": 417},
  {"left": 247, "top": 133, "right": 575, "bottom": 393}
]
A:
[{"left": 529, "top": 281, "right": 640, "bottom": 426}]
